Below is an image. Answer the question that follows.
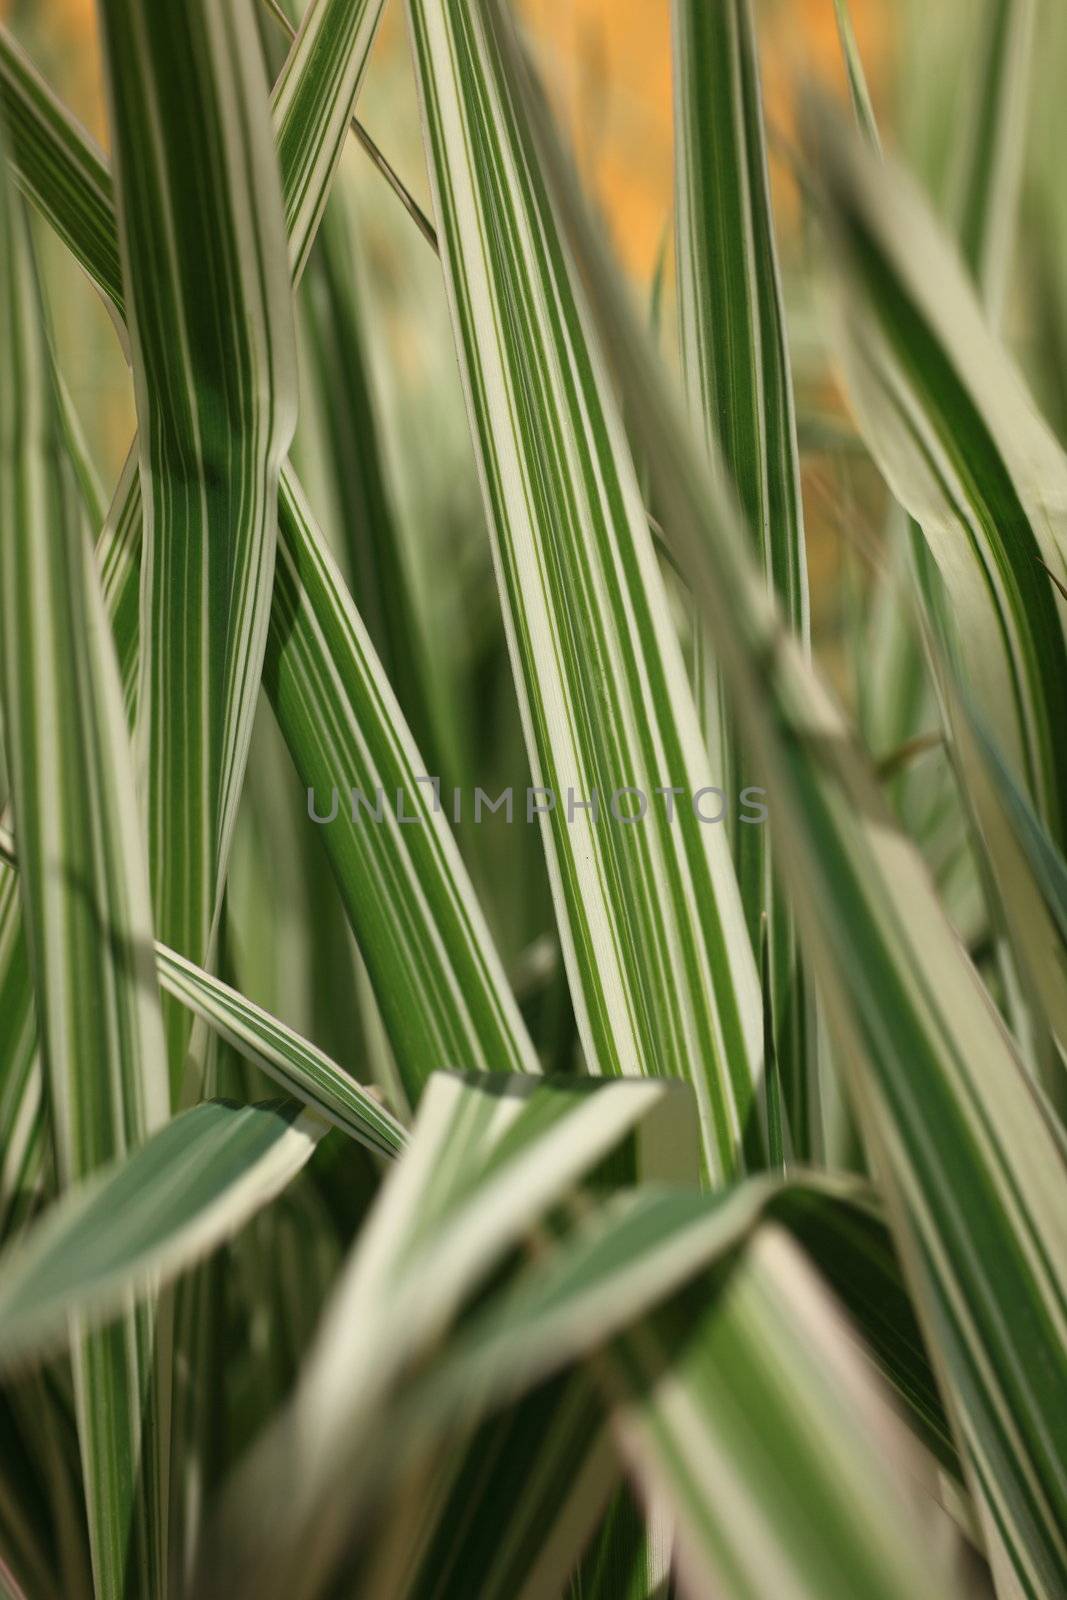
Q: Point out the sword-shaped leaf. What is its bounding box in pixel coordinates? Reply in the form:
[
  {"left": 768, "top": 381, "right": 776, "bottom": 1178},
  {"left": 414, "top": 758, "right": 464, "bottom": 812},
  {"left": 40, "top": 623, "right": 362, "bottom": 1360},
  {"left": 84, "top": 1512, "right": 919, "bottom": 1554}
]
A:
[
  {"left": 813, "top": 114, "right": 1067, "bottom": 858},
  {"left": 0, "top": 1100, "right": 326, "bottom": 1363},
  {"left": 0, "top": 130, "right": 170, "bottom": 1599},
  {"left": 407, "top": 0, "right": 763, "bottom": 1182},
  {"left": 96, "top": 0, "right": 298, "bottom": 1082},
  {"left": 672, "top": 0, "right": 813, "bottom": 1154}
]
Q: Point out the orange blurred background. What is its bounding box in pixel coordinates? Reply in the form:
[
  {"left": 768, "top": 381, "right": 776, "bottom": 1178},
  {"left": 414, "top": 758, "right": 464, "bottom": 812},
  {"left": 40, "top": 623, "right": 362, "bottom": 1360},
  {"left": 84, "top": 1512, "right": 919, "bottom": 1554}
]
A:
[{"left": 3, "top": 0, "right": 890, "bottom": 281}]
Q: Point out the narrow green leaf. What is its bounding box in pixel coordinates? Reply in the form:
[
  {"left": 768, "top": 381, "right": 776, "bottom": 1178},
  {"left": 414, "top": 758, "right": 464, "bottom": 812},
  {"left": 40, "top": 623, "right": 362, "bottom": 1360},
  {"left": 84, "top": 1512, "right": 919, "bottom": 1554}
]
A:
[
  {"left": 0, "top": 879, "right": 42, "bottom": 1241},
  {"left": 0, "top": 1100, "right": 324, "bottom": 1363},
  {"left": 672, "top": 0, "right": 813, "bottom": 1155},
  {"left": 0, "top": 27, "right": 124, "bottom": 329},
  {"left": 0, "top": 821, "right": 406, "bottom": 1159},
  {"left": 408, "top": 0, "right": 763, "bottom": 1181},
  {"left": 831, "top": 0, "right": 881, "bottom": 153},
  {"left": 298, "top": 199, "right": 443, "bottom": 777},
  {"left": 355, "top": 1371, "right": 618, "bottom": 1600},
  {"left": 0, "top": 128, "right": 169, "bottom": 1600},
  {"left": 270, "top": 0, "right": 391, "bottom": 281},
  {"left": 269, "top": 471, "right": 538, "bottom": 1091},
  {"left": 673, "top": 0, "right": 808, "bottom": 639},
  {"left": 941, "top": 688, "right": 1067, "bottom": 1111},
  {"left": 157, "top": 941, "right": 406, "bottom": 1155},
  {"left": 97, "top": 0, "right": 298, "bottom": 1083},
  {"left": 814, "top": 116, "right": 1067, "bottom": 857},
  {"left": 950, "top": 0, "right": 1034, "bottom": 322}
]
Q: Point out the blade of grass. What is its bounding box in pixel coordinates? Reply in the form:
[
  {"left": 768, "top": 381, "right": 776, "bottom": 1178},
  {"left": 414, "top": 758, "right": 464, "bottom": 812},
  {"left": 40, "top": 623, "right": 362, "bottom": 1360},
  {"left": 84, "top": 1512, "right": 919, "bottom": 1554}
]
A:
[
  {"left": 950, "top": 0, "right": 1034, "bottom": 324},
  {"left": 97, "top": 0, "right": 299, "bottom": 1086},
  {"left": 393, "top": 1174, "right": 958, "bottom": 1489},
  {"left": 0, "top": 822, "right": 405, "bottom": 1158},
  {"left": 833, "top": 0, "right": 1059, "bottom": 1091},
  {"left": 262, "top": 0, "right": 439, "bottom": 255},
  {"left": 672, "top": 0, "right": 813, "bottom": 1156},
  {"left": 606, "top": 1228, "right": 955, "bottom": 1600},
  {"left": 830, "top": 0, "right": 880, "bottom": 153},
  {"left": 0, "top": 28, "right": 124, "bottom": 330},
  {"left": 353, "top": 1371, "right": 618, "bottom": 1600},
  {"left": 814, "top": 114, "right": 1067, "bottom": 855},
  {"left": 938, "top": 687, "right": 1067, "bottom": 1113},
  {"left": 407, "top": 0, "right": 764, "bottom": 1182},
  {"left": 233, "top": 1158, "right": 959, "bottom": 1600},
  {"left": 297, "top": 198, "right": 443, "bottom": 778},
  {"left": 0, "top": 130, "right": 170, "bottom": 1599},
  {"left": 0, "top": 1100, "right": 325, "bottom": 1363}
]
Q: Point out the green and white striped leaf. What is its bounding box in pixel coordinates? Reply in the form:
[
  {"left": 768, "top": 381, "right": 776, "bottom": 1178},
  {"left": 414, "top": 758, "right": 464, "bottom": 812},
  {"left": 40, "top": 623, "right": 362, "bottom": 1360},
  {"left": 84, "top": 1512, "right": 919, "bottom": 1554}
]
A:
[
  {"left": 352, "top": 1371, "right": 619, "bottom": 1600},
  {"left": 810, "top": 84, "right": 1067, "bottom": 1089},
  {"left": 270, "top": 0, "right": 389, "bottom": 282},
  {"left": 153, "top": 943, "right": 406, "bottom": 1157},
  {"left": 940, "top": 690, "right": 1067, "bottom": 1111},
  {"left": 381, "top": 1171, "right": 955, "bottom": 1600},
  {"left": 831, "top": 0, "right": 881, "bottom": 153},
  {"left": 673, "top": 0, "right": 808, "bottom": 660},
  {"left": 672, "top": 0, "right": 812, "bottom": 1154},
  {"left": 497, "top": 26, "right": 1067, "bottom": 1593},
  {"left": 0, "top": 129, "right": 170, "bottom": 1599},
  {"left": 240, "top": 1166, "right": 957, "bottom": 1600},
  {"left": 0, "top": 1099, "right": 325, "bottom": 1364},
  {"left": 297, "top": 196, "right": 443, "bottom": 777},
  {"left": 0, "top": 820, "right": 405, "bottom": 1161},
  {"left": 408, "top": 0, "right": 763, "bottom": 1182},
  {"left": 0, "top": 880, "right": 42, "bottom": 1241},
  {"left": 0, "top": 16, "right": 538, "bottom": 1104},
  {"left": 97, "top": 0, "right": 298, "bottom": 1084},
  {"left": 948, "top": 0, "right": 1034, "bottom": 325},
  {"left": 813, "top": 115, "right": 1067, "bottom": 859},
  {"left": 606, "top": 1228, "right": 955, "bottom": 1600},
  {"left": 831, "top": 0, "right": 1061, "bottom": 1093},
  {"left": 378, "top": 1172, "right": 956, "bottom": 1497},
  {"left": 206, "top": 1070, "right": 696, "bottom": 1597},
  {"left": 269, "top": 469, "right": 538, "bottom": 1094},
  {"left": 0, "top": 27, "right": 124, "bottom": 330}
]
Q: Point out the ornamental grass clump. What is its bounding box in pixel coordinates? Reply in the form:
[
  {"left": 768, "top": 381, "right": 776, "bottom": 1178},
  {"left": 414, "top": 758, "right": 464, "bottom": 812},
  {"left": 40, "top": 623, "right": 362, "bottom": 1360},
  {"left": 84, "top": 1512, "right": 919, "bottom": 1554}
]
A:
[{"left": 0, "top": 0, "right": 1063, "bottom": 1596}]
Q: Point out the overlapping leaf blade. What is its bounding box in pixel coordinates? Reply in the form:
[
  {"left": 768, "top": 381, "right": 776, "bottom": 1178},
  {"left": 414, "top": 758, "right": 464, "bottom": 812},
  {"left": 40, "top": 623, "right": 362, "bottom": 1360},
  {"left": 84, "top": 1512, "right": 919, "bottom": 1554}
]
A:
[
  {"left": 153, "top": 942, "right": 407, "bottom": 1156},
  {"left": 0, "top": 820, "right": 404, "bottom": 1159},
  {"left": 0, "top": 1100, "right": 327, "bottom": 1362},
  {"left": 814, "top": 114, "right": 1067, "bottom": 856},
  {"left": 0, "top": 27, "right": 124, "bottom": 327},
  {"left": 487, "top": 16, "right": 1067, "bottom": 1591},
  {"left": 0, "top": 13, "right": 538, "bottom": 1106},
  {"left": 204, "top": 1070, "right": 696, "bottom": 1597},
  {"left": 605, "top": 1228, "right": 953, "bottom": 1600},
  {"left": 97, "top": 0, "right": 298, "bottom": 1084},
  {"left": 420, "top": 1173, "right": 956, "bottom": 1483},
  {"left": 827, "top": 3, "right": 1067, "bottom": 1094},
  {"left": 407, "top": 0, "right": 763, "bottom": 1182},
  {"left": 0, "top": 124, "right": 170, "bottom": 1599},
  {"left": 209, "top": 1079, "right": 959, "bottom": 1600}
]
